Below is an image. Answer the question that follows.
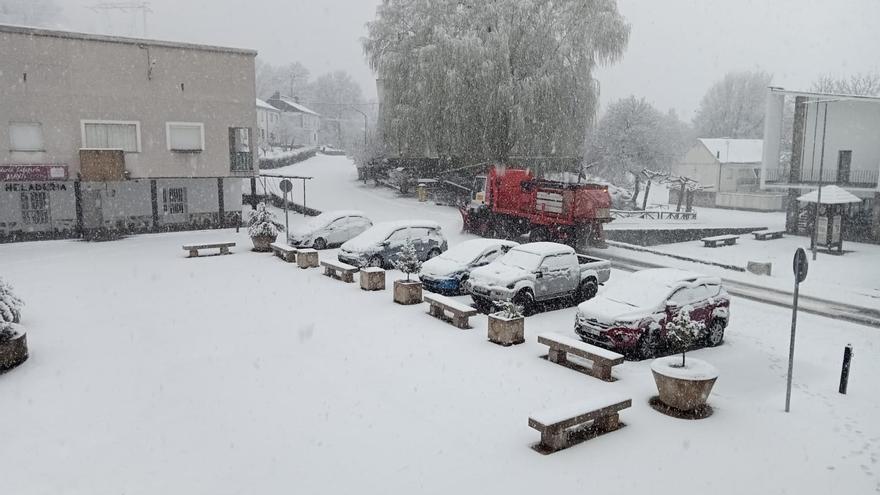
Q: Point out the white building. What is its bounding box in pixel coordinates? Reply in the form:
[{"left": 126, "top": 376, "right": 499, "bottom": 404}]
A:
[
  {"left": 256, "top": 98, "right": 281, "bottom": 150},
  {"left": 266, "top": 92, "right": 321, "bottom": 147},
  {"left": 761, "top": 87, "right": 880, "bottom": 241}
]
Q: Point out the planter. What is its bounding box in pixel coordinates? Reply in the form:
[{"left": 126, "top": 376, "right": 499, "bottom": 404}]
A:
[
  {"left": 393, "top": 280, "right": 423, "bottom": 305},
  {"left": 250, "top": 234, "right": 277, "bottom": 252},
  {"left": 0, "top": 323, "right": 28, "bottom": 372},
  {"left": 488, "top": 313, "right": 524, "bottom": 346},
  {"left": 651, "top": 356, "right": 718, "bottom": 412},
  {"left": 360, "top": 267, "right": 386, "bottom": 291}
]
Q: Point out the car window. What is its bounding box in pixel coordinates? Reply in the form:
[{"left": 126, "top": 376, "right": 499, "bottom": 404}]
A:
[
  {"left": 541, "top": 254, "right": 567, "bottom": 270},
  {"left": 386, "top": 228, "right": 409, "bottom": 243},
  {"left": 327, "top": 218, "right": 345, "bottom": 230},
  {"left": 668, "top": 288, "right": 693, "bottom": 305},
  {"left": 409, "top": 227, "right": 431, "bottom": 239}
]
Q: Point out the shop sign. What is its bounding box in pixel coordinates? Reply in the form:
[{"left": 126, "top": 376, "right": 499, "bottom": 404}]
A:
[{"left": 0, "top": 164, "right": 69, "bottom": 181}]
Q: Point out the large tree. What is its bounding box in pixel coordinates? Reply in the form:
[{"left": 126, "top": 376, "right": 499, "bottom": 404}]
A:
[
  {"left": 363, "top": 0, "right": 629, "bottom": 162},
  {"left": 587, "top": 96, "right": 691, "bottom": 183},
  {"left": 693, "top": 70, "right": 772, "bottom": 139},
  {"left": 306, "top": 71, "right": 367, "bottom": 149},
  {"left": 812, "top": 72, "right": 880, "bottom": 96},
  {"left": 255, "top": 59, "right": 311, "bottom": 101}
]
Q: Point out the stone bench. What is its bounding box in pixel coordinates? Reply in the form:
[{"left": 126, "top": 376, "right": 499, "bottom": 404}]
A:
[
  {"left": 321, "top": 259, "right": 359, "bottom": 282},
  {"left": 297, "top": 248, "right": 319, "bottom": 269},
  {"left": 752, "top": 229, "right": 785, "bottom": 241},
  {"left": 423, "top": 293, "right": 478, "bottom": 329},
  {"left": 700, "top": 234, "right": 739, "bottom": 248},
  {"left": 270, "top": 242, "right": 298, "bottom": 262},
  {"left": 360, "top": 267, "right": 386, "bottom": 291},
  {"left": 182, "top": 241, "right": 235, "bottom": 258},
  {"left": 538, "top": 333, "right": 624, "bottom": 381},
  {"left": 529, "top": 396, "right": 632, "bottom": 453}
]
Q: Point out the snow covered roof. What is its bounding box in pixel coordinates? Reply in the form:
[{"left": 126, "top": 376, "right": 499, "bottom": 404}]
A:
[
  {"left": 797, "top": 185, "right": 863, "bottom": 204},
  {"left": 273, "top": 96, "right": 320, "bottom": 117},
  {"left": 256, "top": 98, "right": 279, "bottom": 112},
  {"left": 699, "top": 138, "right": 763, "bottom": 164},
  {"left": 514, "top": 242, "right": 574, "bottom": 256}
]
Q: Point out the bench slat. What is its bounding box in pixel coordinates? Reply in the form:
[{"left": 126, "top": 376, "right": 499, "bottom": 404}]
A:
[
  {"left": 538, "top": 333, "right": 624, "bottom": 364},
  {"left": 182, "top": 242, "right": 235, "bottom": 250},
  {"left": 701, "top": 234, "right": 739, "bottom": 242},
  {"left": 423, "top": 293, "right": 478, "bottom": 315},
  {"left": 321, "top": 260, "right": 358, "bottom": 273},
  {"left": 529, "top": 397, "right": 631, "bottom": 430}
]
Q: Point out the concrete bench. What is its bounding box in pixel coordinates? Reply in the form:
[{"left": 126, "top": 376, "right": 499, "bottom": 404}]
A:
[
  {"left": 423, "top": 293, "right": 478, "bottom": 329},
  {"left": 701, "top": 234, "right": 739, "bottom": 248},
  {"left": 270, "top": 242, "right": 297, "bottom": 262},
  {"left": 538, "top": 333, "right": 624, "bottom": 381},
  {"left": 321, "top": 259, "right": 358, "bottom": 282},
  {"left": 297, "top": 248, "right": 319, "bottom": 269},
  {"left": 529, "top": 396, "right": 631, "bottom": 453},
  {"left": 752, "top": 229, "right": 785, "bottom": 241},
  {"left": 182, "top": 242, "right": 235, "bottom": 258}
]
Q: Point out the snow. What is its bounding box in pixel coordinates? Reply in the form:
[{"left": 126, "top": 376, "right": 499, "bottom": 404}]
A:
[
  {"left": 538, "top": 332, "right": 625, "bottom": 361},
  {"left": 421, "top": 238, "right": 517, "bottom": 277},
  {"left": 515, "top": 241, "right": 573, "bottom": 256},
  {"left": 797, "top": 185, "right": 863, "bottom": 204},
  {"left": 340, "top": 220, "right": 442, "bottom": 252},
  {"left": 651, "top": 356, "right": 719, "bottom": 381},
  {"left": 699, "top": 138, "right": 763, "bottom": 163},
  {"left": 288, "top": 210, "right": 366, "bottom": 237},
  {"left": 2, "top": 155, "right": 880, "bottom": 494},
  {"left": 606, "top": 205, "right": 785, "bottom": 231},
  {"left": 529, "top": 394, "right": 632, "bottom": 427},
  {"left": 255, "top": 98, "right": 278, "bottom": 112}
]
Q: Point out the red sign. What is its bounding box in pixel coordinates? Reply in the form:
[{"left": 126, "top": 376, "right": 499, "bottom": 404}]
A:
[{"left": 0, "top": 165, "right": 69, "bottom": 181}]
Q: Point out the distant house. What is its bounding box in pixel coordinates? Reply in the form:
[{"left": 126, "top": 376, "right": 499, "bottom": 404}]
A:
[
  {"left": 673, "top": 138, "right": 785, "bottom": 211},
  {"left": 266, "top": 92, "right": 321, "bottom": 147},
  {"left": 256, "top": 98, "right": 281, "bottom": 149}
]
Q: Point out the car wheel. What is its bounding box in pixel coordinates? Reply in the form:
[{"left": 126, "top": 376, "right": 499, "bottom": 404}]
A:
[
  {"left": 312, "top": 237, "right": 327, "bottom": 250},
  {"left": 637, "top": 331, "right": 659, "bottom": 360},
  {"left": 367, "top": 255, "right": 383, "bottom": 268},
  {"left": 576, "top": 278, "right": 599, "bottom": 304},
  {"left": 472, "top": 296, "right": 493, "bottom": 313},
  {"left": 706, "top": 319, "right": 725, "bottom": 347},
  {"left": 426, "top": 248, "right": 441, "bottom": 260},
  {"left": 513, "top": 289, "right": 536, "bottom": 316}
]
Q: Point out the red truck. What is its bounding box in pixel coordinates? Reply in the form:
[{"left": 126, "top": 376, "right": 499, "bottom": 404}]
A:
[{"left": 460, "top": 165, "right": 613, "bottom": 247}]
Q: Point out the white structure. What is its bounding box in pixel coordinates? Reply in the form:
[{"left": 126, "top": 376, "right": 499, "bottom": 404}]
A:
[
  {"left": 761, "top": 87, "right": 880, "bottom": 240},
  {"left": 674, "top": 138, "right": 785, "bottom": 210},
  {"left": 266, "top": 92, "right": 321, "bottom": 147},
  {"left": 256, "top": 98, "right": 281, "bottom": 149}
]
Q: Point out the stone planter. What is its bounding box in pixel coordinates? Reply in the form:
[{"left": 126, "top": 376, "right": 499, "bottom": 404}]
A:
[
  {"left": 651, "top": 356, "right": 718, "bottom": 412},
  {"left": 297, "top": 248, "right": 319, "bottom": 269},
  {"left": 360, "top": 267, "right": 386, "bottom": 291},
  {"left": 393, "top": 280, "right": 422, "bottom": 305},
  {"left": 488, "top": 313, "right": 524, "bottom": 346},
  {"left": 0, "top": 323, "right": 28, "bottom": 372},
  {"left": 250, "top": 234, "right": 277, "bottom": 252}
]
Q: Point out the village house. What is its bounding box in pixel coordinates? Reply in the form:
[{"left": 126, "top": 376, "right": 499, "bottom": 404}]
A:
[
  {"left": 256, "top": 98, "right": 281, "bottom": 151},
  {"left": 266, "top": 92, "right": 321, "bottom": 147}
]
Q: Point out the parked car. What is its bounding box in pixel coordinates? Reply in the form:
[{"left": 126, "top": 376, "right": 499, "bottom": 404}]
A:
[
  {"left": 338, "top": 220, "right": 448, "bottom": 268},
  {"left": 288, "top": 210, "right": 372, "bottom": 249},
  {"left": 464, "top": 242, "right": 611, "bottom": 315},
  {"left": 420, "top": 238, "right": 519, "bottom": 295},
  {"left": 575, "top": 268, "right": 730, "bottom": 359}
]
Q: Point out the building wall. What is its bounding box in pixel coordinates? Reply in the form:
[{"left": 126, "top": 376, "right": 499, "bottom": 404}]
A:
[
  {"left": 719, "top": 162, "right": 762, "bottom": 192},
  {"left": 800, "top": 100, "right": 880, "bottom": 184},
  {"left": 674, "top": 143, "right": 720, "bottom": 191},
  {"left": 256, "top": 107, "right": 280, "bottom": 148},
  {"left": 0, "top": 26, "right": 259, "bottom": 179}
]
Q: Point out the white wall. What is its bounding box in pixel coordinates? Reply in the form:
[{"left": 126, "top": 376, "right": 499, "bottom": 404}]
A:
[{"left": 800, "top": 100, "right": 880, "bottom": 184}]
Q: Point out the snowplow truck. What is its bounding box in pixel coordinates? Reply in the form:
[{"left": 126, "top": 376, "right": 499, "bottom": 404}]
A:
[{"left": 460, "top": 165, "right": 613, "bottom": 248}]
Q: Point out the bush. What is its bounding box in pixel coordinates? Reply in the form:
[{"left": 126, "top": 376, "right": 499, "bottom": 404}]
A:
[
  {"left": 666, "top": 308, "right": 705, "bottom": 367},
  {"left": 0, "top": 277, "right": 23, "bottom": 324},
  {"left": 492, "top": 300, "right": 524, "bottom": 319},
  {"left": 393, "top": 239, "right": 422, "bottom": 281},
  {"left": 247, "top": 201, "right": 284, "bottom": 238}
]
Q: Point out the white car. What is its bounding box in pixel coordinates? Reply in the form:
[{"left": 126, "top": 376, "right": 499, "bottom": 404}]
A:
[
  {"left": 287, "top": 210, "right": 372, "bottom": 249},
  {"left": 338, "top": 220, "right": 448, "bottom": 268},
  {"left": 419, "top": 238, "right": 518, "bottom": 295}
]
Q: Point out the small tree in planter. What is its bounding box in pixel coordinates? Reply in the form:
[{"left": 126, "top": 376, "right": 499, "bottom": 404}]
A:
[
  {"left": 488, "top": 300, "right": 525, "bottom": 346},
  {"left": 393, "top": 239, "right": 423, "bottom": 304},
  {"left": 0, "top": 279, "right": 28, "bottom": 372},
  {"left": 650, "top": 308, "right": 718, "bottom": 414},
  {"left": 247, "top": 201, "right": 284, "bottom": 251},
  {"left": 0, "top": 277, "right": 24, "bottom": 324}
]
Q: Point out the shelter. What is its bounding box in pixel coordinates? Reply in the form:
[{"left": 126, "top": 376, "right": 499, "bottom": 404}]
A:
[{"left": 797, "top": 185, "right": 863, "bottom": 254}]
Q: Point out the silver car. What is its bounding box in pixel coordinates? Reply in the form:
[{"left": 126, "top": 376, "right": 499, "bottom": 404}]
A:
[
  {"left": 338, "top": 220, "right": 448, "bottom": 268},
  {"left": 287, "top": 210, "right": 372, "bottom": 249}
]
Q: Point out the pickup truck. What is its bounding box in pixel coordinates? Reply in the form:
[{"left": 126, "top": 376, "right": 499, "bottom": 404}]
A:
[{"left": 464, "top": 242, "right": 611, "bottom": 315}]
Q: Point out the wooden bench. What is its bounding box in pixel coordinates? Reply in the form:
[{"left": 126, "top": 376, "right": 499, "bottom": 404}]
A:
[
  {"left": 423, "top": 293, "right": 478, "bottom": 329},
  {"left": 182, "top": 242, "right": 235, "bottom": 258},
  {"left": 269, "top": 242, "right": 297, "bottom": 262},
  {"left": 321, "top": 259, "right": 359, "bottom": 282},
  {"left": 538, "top": 333, "right": 624, "bottom": 381},
  {"left": 700, "top": 234, "right": 739, "bottom": 248},
  {"left": 752, "top": 229, "right": 785, "bottom": 241},
  {"left": 529, "top": 396, "right": 632, "bottom": 453}
]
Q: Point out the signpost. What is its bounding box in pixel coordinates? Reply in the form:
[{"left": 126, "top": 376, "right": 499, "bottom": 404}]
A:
[
  {"left": 280, "top": 179, "right": 293, "bottom": 239},
  {"left": 785, "top": 248, "right": 809, "bottom": 412}
]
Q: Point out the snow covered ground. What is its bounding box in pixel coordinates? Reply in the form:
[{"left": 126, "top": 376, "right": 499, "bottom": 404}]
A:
[{"left": 2, "top": 155, "right": 879, "bottom": 494}]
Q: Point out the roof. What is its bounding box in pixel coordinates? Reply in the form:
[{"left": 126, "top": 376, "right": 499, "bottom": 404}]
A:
[
  {"left": 769, "top": 87, "right": 880, "bottom": 104},
  {"left": 256, "top": 98, "right": 279, "bottom": 112},
  {"left": 797, "top": 185, "right": 863, "bottom": 204},
  {"left": 0, "top": 23, "right": 256, "bottom": 56},
  {"left": 270, "top": 96, "right": 320, "bottom": 117},
  {"left": 629, "top": 268, "right": 717, "bottom": 287},
  {"left": 699, "top": 138, "right": 763, "bottom": 164},
  {"left": 515, "top": 242, "right": 574, "bottom": 256}
]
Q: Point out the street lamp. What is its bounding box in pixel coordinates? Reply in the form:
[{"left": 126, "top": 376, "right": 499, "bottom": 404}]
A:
[{"left": 348, "top": 106, "right": 368, "bottom": 149}]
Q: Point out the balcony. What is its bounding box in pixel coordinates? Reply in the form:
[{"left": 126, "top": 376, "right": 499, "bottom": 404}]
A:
[
  {"left": 230, "top": 152, "right": 254, "bottom": 174},
  {"left": 765, "top": 167, "right": 878, "bottom": 188}
]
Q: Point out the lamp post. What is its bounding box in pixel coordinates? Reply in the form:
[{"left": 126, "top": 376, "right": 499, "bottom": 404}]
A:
[{"left": 348, "top": 106, "right": 368, "bottom": 149}]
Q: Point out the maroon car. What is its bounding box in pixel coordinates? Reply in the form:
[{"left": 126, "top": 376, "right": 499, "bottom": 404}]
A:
[{"left": 574, "top": 268, "right": 730, "bottom": 359}]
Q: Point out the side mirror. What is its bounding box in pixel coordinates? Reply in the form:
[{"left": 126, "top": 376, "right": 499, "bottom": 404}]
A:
[
  {"left": 380, "top": 241, "right": 390, "bottom": 247},
  {"left": 535, "top": 269, "right": 544, "bottom": 279}
]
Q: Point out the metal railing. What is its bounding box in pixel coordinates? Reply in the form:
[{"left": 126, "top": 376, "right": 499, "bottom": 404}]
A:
[
  {"left": 765, "top": 167, "right": 878, "bottom": 186},
  {"left": 610, "top": 209, "right": 697, "bottom": 220},
  {"left": 230, "top": 152, "right": 254, "bottom": 172}
]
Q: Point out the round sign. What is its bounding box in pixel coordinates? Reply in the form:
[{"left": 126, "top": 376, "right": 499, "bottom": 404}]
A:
[
  {"left": 279, "top": 179, "right": 293, "bottom": 193},
  {"left": 793, "top": 248, "right": 809, "bottom": 283}
]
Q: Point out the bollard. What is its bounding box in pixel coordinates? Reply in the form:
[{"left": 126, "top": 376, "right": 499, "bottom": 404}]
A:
[
  {"left": 839, "top": 344, "right": 853, "bottom": 394},
  {"left": 417, "top": 183, "right": 427, "bottom": 202}
]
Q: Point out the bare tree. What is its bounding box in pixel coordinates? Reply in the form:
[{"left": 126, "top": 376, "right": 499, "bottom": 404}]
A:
[
  {"left": 811, "top": 73, "right": 880, "bottom": 96},
  {"left": 255, "top": 58, "right": 311, "bottom": 101},
  {"left": 693, "top": 70, "right": 772, "bottom": 139}
]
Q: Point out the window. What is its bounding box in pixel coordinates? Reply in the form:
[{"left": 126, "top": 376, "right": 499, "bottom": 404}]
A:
[
  {"left": 9, "top": 122, "right": 45, "bottom": 151},
  {"left": 166, "top": 122, "right": 204, "bottom": 152},
  {"left": 20, "top": 191, "right": 50, "bottom": 224},
  {"left": 81, "top": 120, "right": 140, "bottom": 152},
  {"left": 386, "top": 228, "right": 409, "bottom": 243},
  {"left": 229, "top": 127, "right": 253, "bottom": 172},
  {"left": 163, "top": 187, "right": 187, "bottom": 215},
  {"left": 542, "top": 254, "right": 573, "bottom": 271}
]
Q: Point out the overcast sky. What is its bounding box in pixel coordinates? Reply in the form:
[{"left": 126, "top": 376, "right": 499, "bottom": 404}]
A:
[{"left": 57, "top": 0, "right": 880, "bottom": 119}]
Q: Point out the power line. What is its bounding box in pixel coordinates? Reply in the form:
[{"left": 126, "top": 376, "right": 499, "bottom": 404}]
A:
[{"left": 87, "top": 2, "right": 152, "bottom": 37}]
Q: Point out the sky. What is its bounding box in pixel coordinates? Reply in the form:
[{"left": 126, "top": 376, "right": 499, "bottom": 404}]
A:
[{"left": 45, "top": 0, "right": 880, "bottom": 119}]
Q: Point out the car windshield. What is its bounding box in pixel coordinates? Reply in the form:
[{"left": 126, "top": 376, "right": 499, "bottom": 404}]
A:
[
  {"left": 602, "top": 277, "right": 672, "bottom": 309},
  {"left": 439, "top": 241, "right": 492, "bottom": 264},
  {"left": 497, "top": 250, "right": 542, "bottom": 271}
]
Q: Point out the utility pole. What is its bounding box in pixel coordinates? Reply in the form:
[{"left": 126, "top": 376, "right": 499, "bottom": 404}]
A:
[{"left": 88, "top": 2, "right": 152, "bottom": 37}]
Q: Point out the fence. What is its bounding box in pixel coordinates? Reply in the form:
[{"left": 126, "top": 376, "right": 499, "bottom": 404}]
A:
[{"left": 610, "top": 209, "right": 697, "bottom": 220}]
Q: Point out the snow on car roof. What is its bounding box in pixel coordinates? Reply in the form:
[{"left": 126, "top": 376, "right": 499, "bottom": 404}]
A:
[
  {"left": 293, "top": 210, "right": 368, "bottom": 234},
  {"left": 439, "top": 238, "right": 518, "bottom": 263},
  {"left": 629, "top": 268, "right": 718, "bottom": 287},
  {"left": 343, "top": 220, "right": 441, "bottom": 249},
  {"left": 513, "top": 242, "right": 574, "bottom": 256}
]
